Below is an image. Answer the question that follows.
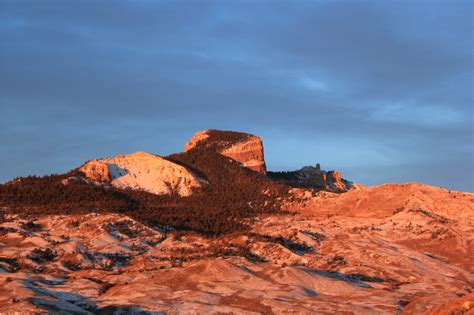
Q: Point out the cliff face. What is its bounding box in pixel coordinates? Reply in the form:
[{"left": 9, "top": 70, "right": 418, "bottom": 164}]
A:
[
  {"left": 183, "top": 130, "right": 354, "bottom": 191},
  {"left": 268, "top": 165, "right": 354, "bottom": 193},
  {"left": 78, "top": 152, "right": 207, "bottom": 196},
  {"left": 220, "top": 137, "right": 266, "bottom": 173},
  {"left": 76, "top": 131, "right": 351, "bottom": 194},
  {"left": 184, "top": 129, "right": 267, "bottom": 174}
]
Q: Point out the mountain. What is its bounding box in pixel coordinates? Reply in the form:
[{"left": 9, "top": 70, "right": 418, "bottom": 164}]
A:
[
  {"left": 0, "top": 130, "right": 291, "bottom": 234},
  {"left": 184, "top": 129, "right": 267, "bottom": 173},
  {"left": 0, "top": 130, "right": 472, "bottom": 314},
  {"left": 77, "top": 151, "right": 208, "bottom": 196}
]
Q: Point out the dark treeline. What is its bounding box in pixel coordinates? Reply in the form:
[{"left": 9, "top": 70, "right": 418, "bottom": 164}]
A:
[
  {"left": 267, "top": 171, "right": 301, "bottom": 182},
  {"left": 202, "top": 129, "right": 251, "bottom": 145},
  {"left": 0, "top": 146, "right": 290, "bottom": 235},
  {"left": 188, "top": 129, "right": 253, "bottom": 151}
]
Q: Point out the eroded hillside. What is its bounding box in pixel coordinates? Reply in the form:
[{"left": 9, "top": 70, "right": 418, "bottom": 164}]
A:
[
  {"left": 0, "top": 130, "right": 472, "bottom": 314},
  {"left": 0, "top": 184, "right": 472, "bottom": 314}
]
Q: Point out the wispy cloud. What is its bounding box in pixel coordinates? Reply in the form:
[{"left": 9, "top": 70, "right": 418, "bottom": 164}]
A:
[
  {"left": 300, "top": 76, "right": 328, "bottom": 91},
  {"left": 0, "top": 0, "right": 472, "bottom": 191},
  {"left": 370, "top": 103, "right": 467, "bottom": 126}
]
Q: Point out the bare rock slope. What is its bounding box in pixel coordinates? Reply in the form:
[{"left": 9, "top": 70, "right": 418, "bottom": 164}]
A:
[{"left": 79, "top": 152, "right": 207, "bottom": 196}]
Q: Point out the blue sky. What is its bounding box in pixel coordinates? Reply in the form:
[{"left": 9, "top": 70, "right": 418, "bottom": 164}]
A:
[{"left": 1, "top": 0, "right": 473, "bottom": 191}]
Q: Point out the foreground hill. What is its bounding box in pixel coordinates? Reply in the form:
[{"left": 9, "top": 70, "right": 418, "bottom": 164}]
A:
[
  {"left": 0, "top": 129, "right": 472, "bottom": 313},
  {"left": 0, "top": 183, "right": 472, "bottom": 314}
]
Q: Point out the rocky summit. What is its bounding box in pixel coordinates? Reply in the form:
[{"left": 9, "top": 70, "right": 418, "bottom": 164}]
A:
[
  {"left": 185, "top": 129, "right": 267, "bottom": 173},
  {"left": 0, "top": 130, "right": 473, "bottom": 314},
  {"left": 268, "top": 164, "right": 355, "bottom": 193}
]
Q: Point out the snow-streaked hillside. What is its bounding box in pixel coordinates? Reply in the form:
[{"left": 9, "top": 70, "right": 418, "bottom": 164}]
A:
[{"left": 79, "top": 152, "right": 207, "bottom": 196}]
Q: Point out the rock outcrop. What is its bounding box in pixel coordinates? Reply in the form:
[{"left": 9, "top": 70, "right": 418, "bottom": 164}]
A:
[
  {"left": 268, "top": 164, "right": 354, "bottom": 193},
  {"left": 78, "top": 160, "right": 111, "bottom": 182},
  {"left": 78, "top": 152, "right": 207, "bottom": 196},
  {"left": 184, "top": 129, "right": 267, "bottom": 173}
]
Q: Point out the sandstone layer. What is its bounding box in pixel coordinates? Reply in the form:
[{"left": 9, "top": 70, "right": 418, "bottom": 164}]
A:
[{"left": 184, "top": 129, "right": 267, "bottom": 173}]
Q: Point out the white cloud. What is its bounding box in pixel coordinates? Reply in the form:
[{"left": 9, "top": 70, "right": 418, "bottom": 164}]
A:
[{"left": 300, "top": 76, "right": 328, "bottom": 91}]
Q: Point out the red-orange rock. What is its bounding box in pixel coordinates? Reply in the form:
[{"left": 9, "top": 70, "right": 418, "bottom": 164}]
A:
[
  {"left": 78, "top": 160, "right": 111, "bottom": 182},
  {"left": 184, "top": 129, "right": 267, "bottom": 174},
  {"left": 268, "top": 165, "right": 354, "bottom": 193}
]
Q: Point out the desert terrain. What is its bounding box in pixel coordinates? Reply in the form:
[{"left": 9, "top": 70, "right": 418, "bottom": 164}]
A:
[{"left": 0, "top": 130, "right": 472, "bottom": 314}]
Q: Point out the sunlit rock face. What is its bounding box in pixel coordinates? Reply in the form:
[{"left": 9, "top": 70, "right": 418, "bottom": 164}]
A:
[
  {"left": 78, "top": 160, "right": 111, "bottom": 182},
  {"left": 78, "top": 152, "right": 207, "bottom": 196},
  {"left": 184, "top": 129, "right": 267, "bottom": 174}
]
